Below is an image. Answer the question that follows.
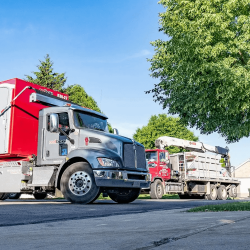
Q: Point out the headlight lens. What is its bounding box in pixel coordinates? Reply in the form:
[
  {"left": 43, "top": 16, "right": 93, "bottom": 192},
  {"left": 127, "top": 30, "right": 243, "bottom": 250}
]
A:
[{"left": 97, "top": 158, "right": 120, "bottom": 168}]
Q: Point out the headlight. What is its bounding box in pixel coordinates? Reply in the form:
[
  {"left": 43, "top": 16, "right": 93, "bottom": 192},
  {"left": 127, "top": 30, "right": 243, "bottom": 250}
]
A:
[{"left": 97, "top": 158, "right": 120, "bottom": 168}]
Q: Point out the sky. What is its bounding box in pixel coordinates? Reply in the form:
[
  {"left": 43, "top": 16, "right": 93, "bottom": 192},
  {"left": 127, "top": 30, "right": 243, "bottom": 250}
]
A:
[{"left": 0, "top": 0, "right": 249, "bottom": 167}]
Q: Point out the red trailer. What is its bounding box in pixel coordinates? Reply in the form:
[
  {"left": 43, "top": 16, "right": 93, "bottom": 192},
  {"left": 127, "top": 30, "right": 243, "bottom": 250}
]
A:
[{"left": 0, "top": 78, "right": 68, "bottom": 161}]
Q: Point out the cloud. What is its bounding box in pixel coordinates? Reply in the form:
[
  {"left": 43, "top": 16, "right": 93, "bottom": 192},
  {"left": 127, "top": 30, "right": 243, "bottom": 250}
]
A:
[
  {"left": 129, "top": 49, "right": 151, "bottom": 59},
  {"left": 81, "top": 49, "right": 152, "bottom": 64}
]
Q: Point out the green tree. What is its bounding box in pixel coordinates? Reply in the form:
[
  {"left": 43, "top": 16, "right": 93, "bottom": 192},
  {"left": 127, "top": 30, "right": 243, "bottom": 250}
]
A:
[
  {"left": 25, "top": 54, "right": 66, "bottom": 91},
  {"left": 148, "top": 0, "right": 250, "bottom": 143},
  {"left": 133, "top": 114, "right": 198, "bottom": 153},
  {"left": 65, "top": 84, "right": 101, "bottom": 112}
]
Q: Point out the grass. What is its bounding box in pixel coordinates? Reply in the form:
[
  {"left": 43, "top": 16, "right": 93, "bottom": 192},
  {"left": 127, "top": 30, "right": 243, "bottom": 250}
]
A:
[
  {"left": 187, "top": 201, "right": 250, "bottom": 212},
  {"left": 137, "top": 194, "right": 179, "bottom": 199},
  {"left": 97, "top": 193, "right": 179, "bottom": 200}
]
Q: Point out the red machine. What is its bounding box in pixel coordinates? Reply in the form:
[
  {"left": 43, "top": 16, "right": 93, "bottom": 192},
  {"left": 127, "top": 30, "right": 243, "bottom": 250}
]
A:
[
  {"left": 145, "top": 149, "right": 171, "bottom": 199},
  {"left": 0, "top": 78, "right": 68, "bottom": 161}
]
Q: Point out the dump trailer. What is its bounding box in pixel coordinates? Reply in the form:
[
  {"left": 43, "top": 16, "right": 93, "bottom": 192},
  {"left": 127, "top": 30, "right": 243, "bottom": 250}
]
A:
[
  {"left": 150, "top": 136, "right": 239, "bottom": 200},
  {"left": 0, "top": 78, "right": 150, "bottom": 203}
]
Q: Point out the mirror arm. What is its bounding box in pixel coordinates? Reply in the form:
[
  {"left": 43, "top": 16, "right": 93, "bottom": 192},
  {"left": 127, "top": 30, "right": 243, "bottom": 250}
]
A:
[{"left": 59, "top": 128, "right": 74, "bottom": 144}]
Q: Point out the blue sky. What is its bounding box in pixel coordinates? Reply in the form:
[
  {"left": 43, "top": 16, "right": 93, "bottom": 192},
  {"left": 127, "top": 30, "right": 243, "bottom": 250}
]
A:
[{"left": 0, "top": 0, "right": 249, "bottom": 167}]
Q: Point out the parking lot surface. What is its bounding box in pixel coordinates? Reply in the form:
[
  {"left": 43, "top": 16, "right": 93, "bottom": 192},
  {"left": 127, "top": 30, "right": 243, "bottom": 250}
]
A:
[{"left": 0, "top": 198, "right": 249, "bottom": 249}]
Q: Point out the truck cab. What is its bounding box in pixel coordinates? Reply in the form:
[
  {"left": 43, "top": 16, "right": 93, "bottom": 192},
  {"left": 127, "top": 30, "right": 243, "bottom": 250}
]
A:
[{"left": 145, "top": 149, "right": 171, "bottom": 199}]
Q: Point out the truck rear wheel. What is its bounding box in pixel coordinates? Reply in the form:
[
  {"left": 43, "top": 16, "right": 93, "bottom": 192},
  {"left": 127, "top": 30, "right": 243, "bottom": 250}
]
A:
[
  {"left": 33, "top": 192, "right": 47, "bottom": 200},
  {"left": 108, "top": 188, "right": 141, "bottom": 204},
  {"left": 60, "top": 162, "right": 100, "bottom": 204},
  {"left": 8, "top": 193, "right": 21, "bottom": 199},
  {"left": 217, "top": 185, "right": 227, "bottom": 200},
  {"left": 178, "top": 194, "right": 190, "bottom": 199},
  {"left": 207, "top": 184, "right": 218, "bottom": 200},
  {"left": 0, "top": 193, "right": 9, "bottom": 200},
  {"left": 229, "top": 185, "right": 237, "bottom": 198},
  {"left": 150, "top": 180, "right": 164, "bottom": 199}
]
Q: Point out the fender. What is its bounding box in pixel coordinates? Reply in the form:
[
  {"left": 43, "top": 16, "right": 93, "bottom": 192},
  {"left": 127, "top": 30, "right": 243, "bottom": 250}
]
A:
[{"left": 55, "top": 147, "right": 123, "bottom": 189}]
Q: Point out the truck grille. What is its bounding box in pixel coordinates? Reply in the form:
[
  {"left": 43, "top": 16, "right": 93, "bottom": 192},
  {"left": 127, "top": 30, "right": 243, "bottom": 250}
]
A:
[{"left": 123, "top": 143, "right": 147, "bottom": 170}]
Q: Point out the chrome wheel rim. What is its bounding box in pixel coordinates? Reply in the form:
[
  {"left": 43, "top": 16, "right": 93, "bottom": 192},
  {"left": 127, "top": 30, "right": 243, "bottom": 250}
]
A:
[
  {"left": 157, "top": 184, "right": 162, "bottom": 196},
  {"left": 69, "top": 171, "right": 92, "bottom": 196}
]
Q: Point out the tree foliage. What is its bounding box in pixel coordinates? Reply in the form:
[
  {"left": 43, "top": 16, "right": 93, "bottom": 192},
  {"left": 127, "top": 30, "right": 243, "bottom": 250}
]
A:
[
  {"left": 148, "top": 0, "right": 250, "bottom": 143},
  {"left": 65, "top": 84, "right": 101, "bottom": 112},
  {"left": 25, "top": 54, "right": 66, "bottom": 91},
  {"left": 25, "top": 54, "right": 113, "bottom": 133},
  {"left": 133, "top": 114, "right": 198, "bottom": 153}
]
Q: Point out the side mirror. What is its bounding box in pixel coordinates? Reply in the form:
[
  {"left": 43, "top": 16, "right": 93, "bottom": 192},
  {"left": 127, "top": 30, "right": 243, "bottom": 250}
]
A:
[
  {"left": 50, "top": 113, "right": 59, "bottom": 133},
  {"left": 113, "top": 128, "right": 119, "bottom": 135}
]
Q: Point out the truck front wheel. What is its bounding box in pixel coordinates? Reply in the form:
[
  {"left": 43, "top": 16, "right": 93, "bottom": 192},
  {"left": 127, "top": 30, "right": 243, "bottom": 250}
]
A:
[
  {"left": 108, "top": 188, "right": 141, "bottom": 204},
  {"left": 60, "top": 162, "right": 100, "bottom": 204},
  {"left": 150, "top": 180, "right": 164, "bottom": 199}
]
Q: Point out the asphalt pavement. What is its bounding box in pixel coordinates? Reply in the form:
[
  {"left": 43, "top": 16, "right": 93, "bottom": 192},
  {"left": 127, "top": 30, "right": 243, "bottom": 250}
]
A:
[{"left": 0, "top": 198, "right": 249, "bottom": 249}]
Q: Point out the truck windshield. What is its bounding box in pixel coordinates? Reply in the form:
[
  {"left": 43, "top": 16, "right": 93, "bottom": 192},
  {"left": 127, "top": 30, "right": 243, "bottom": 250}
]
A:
[
  {"left": 73, "top": 111, "right": 108, "bottom": 132},
  {"left": 146, "top": 151, "right": 158, "bottom": 162}
]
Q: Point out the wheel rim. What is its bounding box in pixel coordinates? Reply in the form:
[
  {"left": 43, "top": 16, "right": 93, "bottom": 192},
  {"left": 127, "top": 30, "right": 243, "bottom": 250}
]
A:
[
  {"left": 157, "top": 184, "right": 162, "bottom": 196},
  {"left": 222, "top": 188, "right": 227, "bottom": 198},
  {"left": 68, "top": 171, "right": 92, "bottom": 196},
  {"left": 211, "top": 187, "right": 217, "bottom": 198}
]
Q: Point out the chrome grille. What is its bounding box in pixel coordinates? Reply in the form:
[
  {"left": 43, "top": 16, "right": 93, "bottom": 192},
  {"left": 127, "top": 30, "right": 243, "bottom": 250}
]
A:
[
  {"left": 136, "top": 144, "right": 146, "bottom": 169},
  {"left": 123, "top": 143, "right": 146, "bottom": 170}
]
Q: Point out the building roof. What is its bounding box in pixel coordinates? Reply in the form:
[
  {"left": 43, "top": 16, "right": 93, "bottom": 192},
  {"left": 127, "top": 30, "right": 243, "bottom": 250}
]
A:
[{"left": 234, "top": 159, "right": 250, "bottom": 171}]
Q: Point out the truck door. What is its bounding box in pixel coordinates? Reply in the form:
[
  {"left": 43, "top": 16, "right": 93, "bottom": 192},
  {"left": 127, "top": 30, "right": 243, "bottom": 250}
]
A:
[
  {"left": 0, "top": 87, "right": 12, "bottom": 154},
  {"left": 43, "top": 112, "right": 72, "bottom": 163},
  {"left": 146, "top": 151, "right": 158, "bottom": 181},
  {"left": 159, "top": 151, "right": 170, "bottom": 181}
]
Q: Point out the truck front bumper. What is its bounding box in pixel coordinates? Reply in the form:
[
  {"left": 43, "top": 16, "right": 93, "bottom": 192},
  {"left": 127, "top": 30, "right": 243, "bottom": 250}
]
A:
[{"left": 93, "top": 170, "right": 151, "bottom": 189}]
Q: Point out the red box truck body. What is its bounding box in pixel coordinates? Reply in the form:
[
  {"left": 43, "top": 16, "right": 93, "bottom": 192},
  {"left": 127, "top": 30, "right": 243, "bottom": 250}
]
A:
[{"left": 0, "top": 78, "right": 68, "bottom": 161}]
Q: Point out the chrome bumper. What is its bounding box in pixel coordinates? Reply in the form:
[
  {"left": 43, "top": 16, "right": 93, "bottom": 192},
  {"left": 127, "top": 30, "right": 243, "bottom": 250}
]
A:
[{"left": 93, "top": 170, "right": 151, "bottom": 189}]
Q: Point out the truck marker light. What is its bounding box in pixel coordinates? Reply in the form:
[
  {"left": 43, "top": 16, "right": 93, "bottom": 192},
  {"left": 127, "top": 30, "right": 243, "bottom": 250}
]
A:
[{"left": 85, "top": 137, "right": 89, "bottom": 146}]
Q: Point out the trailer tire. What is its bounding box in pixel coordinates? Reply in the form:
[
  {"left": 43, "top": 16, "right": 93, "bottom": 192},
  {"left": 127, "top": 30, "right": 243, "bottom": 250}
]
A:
[
  {"left": 150, "top": 180, "right": 164, "bottom": 199},
  {"left": 229, "top": 185, "right": 237, "bottom": 198},
  {"left": 217, "top": 185, "right": 227, "bottom": 200},
  {"left": 108, "top": 188, "right": 140, "bottom": 204},
  {"left": 8, "top": 193, "right": 21, "bottom": 199},
  {"left": 33, "top": 192, "right": 47, "bottom": 200},
  {"left": 60, "top": 162, "right": 100, "bottom": 204},
  {"left": 0, "top": 193, "right": 9, "bottom": 200},
  {"left": 178, "top": 194, "right": 190, "bottom": 199},
  {"left": 207, "top": 184, "right": 218, "bottom": 200}
]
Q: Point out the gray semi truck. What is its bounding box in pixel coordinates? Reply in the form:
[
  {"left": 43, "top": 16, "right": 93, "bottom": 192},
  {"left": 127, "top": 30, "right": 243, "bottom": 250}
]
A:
[{"left": 0, "top": 79, "right": 150, "bottom": 203}]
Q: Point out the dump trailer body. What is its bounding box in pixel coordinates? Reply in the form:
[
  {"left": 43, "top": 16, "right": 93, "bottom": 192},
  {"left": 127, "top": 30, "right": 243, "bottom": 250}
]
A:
[
  {"left": 0, "top": 78, "right": 68, "bottom": 159},
  {"left": 165, "top": 152, "right": 239, "bottom": 199}
]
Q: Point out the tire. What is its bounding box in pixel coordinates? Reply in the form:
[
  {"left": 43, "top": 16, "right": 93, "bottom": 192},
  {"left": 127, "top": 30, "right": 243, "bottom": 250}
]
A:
[
  {"left": 0, "top": 193, "right": 9, "bottom": 200},
  {"left": 217, "top": 185, "right": 227, "bottom": 200},
  {"left": 150, "top": 180, "right": 164, "bottom": 199},
  {"left": 229, "top": 185, "right": 237, "bottom": 198},
  {"left": 8, "top": 193, "right": 21, "bottom": 199},
  {"left": 207, "top": 184, "right": 218, "bottom": 200},
  {"left": 33, "top": 192, "right": 47, "bottom": 200},
  {"left": 108, "top": 188, "right": 141, "bottom": 204},
  {"left": 60, "top": 162, "right": 100, "bottom": 204},
  {"left": 178, "top": 194, "right": 190, "bottom": 199}
]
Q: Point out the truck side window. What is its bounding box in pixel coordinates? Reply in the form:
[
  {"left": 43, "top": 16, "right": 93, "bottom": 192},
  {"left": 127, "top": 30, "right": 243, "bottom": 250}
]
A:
[
  {"left": 58, "top": 112, "right": 69, "bottom": 131},
  {"left": 160, "top": 152, "right": 166, "bottom": 162},
  {"left": 47, "top": 112, "right": 69, "bottom": 132}
]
